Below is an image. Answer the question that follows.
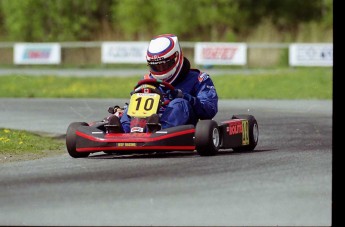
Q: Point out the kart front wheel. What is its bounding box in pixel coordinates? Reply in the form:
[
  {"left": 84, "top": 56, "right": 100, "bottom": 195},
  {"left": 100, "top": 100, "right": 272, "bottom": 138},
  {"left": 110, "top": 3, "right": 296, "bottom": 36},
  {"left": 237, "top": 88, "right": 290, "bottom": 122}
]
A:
[
  {"left": 195, "top": 120, "right": 220, "bottom": 156},
  {"left": 66, "top": 122, "right": 90, "bottom": 158}
]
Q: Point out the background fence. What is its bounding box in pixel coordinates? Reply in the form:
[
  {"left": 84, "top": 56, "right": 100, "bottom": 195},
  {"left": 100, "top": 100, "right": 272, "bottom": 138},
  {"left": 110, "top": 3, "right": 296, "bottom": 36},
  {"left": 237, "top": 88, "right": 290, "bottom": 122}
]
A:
[{"left": 0, "top": 42, "right": 314, "bottom": 68}]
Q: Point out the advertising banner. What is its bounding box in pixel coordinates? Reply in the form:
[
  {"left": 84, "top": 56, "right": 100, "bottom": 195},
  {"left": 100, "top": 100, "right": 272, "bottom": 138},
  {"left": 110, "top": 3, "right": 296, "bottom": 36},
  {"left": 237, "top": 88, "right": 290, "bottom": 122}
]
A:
[
  {"left": 194, "top": 42, "right": 247, "bottom": 65},
  {"left": 102, "top": 42, "right": 149, "bottom": 64},
  {"left": 14, "top": 43, "right": 61, "bottom": 64},
  {"left": 289, "top": 43, "right": 333, "bottom": 66}
]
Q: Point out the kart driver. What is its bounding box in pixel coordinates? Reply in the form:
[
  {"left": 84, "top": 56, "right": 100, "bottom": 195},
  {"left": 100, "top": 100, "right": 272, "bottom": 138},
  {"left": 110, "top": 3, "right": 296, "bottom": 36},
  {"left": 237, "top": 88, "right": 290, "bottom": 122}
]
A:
[{"left": 117, "top": 34, "right": 218, "bottom": 133}]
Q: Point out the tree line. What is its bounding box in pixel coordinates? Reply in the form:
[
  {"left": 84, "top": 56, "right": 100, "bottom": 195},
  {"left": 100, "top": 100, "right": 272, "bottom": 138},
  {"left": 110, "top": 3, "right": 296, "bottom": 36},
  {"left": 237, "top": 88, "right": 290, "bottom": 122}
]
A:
[{"left": 0, "top": 0, "right": 333, "bottom": 42}]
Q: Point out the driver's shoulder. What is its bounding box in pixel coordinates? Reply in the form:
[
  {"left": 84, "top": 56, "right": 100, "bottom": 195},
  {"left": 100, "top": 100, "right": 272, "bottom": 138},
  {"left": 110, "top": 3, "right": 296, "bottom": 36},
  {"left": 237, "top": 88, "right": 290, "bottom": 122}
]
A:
[{"left": 188, "top": 69, "right": 211, "bottom": 83}]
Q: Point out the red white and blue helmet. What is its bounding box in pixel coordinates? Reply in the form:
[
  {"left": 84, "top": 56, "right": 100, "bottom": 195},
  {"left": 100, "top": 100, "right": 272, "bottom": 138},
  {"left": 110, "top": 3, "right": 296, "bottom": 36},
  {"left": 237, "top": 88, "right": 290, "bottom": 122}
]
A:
[{"left": 146, "top": 34, "right": 184, "bottom": 84}]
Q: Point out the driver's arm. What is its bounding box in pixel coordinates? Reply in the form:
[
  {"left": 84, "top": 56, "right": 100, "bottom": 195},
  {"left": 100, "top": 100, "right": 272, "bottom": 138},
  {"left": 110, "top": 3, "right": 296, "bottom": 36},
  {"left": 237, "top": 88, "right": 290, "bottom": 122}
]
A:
[{"left": 191, "top": 78, "right": 218, "bottom": 120}]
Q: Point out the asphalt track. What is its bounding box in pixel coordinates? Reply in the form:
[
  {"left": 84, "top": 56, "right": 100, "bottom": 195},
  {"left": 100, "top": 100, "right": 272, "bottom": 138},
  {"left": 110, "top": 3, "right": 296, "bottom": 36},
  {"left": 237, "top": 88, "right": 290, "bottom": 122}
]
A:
[{"left": 0, "top": 98, "right": 332, "bottom": 226}]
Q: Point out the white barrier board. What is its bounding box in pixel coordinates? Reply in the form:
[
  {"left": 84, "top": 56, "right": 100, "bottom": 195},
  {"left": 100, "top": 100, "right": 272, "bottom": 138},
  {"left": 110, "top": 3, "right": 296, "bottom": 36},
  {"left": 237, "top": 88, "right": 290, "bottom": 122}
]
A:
[
  {"left": 14, "top": 43, "right": 61, "bottom": 64},
  {"left": 289, "top": 43, "right": 333, "bottom": 66},
  {"left": 194, "top": 42, "right": 247, "bottom": 65},
  {"left": 102, "top": 42, "right": 149, "bottom": 64}
]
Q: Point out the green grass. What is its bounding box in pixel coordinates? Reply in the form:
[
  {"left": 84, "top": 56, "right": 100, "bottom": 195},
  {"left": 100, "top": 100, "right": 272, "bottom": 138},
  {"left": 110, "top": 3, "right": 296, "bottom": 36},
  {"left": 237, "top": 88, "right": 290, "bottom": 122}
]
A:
[
  {"left": 214, "top": 68, "right": 332, "bottom": 99},
  {"left": 0, "top": 67, "right": 332, "bottom": 99},
  {"left": 0, "top": 128, "right": 65, "bottom": 163}
]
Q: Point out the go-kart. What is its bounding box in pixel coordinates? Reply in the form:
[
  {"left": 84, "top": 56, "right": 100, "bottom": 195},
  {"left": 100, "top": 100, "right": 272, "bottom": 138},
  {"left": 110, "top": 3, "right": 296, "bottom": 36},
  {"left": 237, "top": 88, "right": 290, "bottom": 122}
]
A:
[{"left": 66, "top": 78, "right": 259, "bottom": 158}]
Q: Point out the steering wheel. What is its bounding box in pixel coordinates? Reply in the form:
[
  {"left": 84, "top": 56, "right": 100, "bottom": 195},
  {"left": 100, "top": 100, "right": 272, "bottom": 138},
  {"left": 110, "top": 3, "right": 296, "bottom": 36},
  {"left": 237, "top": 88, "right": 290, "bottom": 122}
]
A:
[
  {"left": 133, "top": 78, "right": 175, "bottom": 93},
  {"left": 131, "top": 78, "right": 176, "bottom": 107}
]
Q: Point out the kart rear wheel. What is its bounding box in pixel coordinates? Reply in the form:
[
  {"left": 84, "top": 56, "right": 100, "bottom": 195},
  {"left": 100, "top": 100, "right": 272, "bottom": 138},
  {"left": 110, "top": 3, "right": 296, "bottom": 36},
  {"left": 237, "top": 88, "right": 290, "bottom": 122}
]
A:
[
  {"left": 232, "top": 115, "right": 259, "bottom": 152},
  {"left": 66, "top": 122, "right": 90, "bottom": 158},
  {"left": 195, "top": 120, "right": 220, "bottom": 156}
]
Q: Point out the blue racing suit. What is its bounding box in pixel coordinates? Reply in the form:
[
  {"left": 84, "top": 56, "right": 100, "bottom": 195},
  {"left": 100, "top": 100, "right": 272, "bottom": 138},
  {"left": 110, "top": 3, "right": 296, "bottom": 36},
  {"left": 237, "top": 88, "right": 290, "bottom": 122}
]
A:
[{"left": 120, "top": 68, "right": 218, "bottom": 133}]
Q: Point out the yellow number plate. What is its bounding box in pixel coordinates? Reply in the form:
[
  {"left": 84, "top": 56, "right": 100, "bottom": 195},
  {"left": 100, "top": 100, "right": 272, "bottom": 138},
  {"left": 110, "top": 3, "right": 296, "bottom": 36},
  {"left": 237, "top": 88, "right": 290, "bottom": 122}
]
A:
[{"left": 127, "top": 93, "right": 160, "bottom": 118}]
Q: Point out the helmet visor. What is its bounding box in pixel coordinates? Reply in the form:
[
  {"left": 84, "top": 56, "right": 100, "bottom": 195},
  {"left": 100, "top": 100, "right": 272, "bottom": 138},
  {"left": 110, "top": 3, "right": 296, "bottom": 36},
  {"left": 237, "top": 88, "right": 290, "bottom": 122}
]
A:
[{"left": 147, "top": 52, "right": 178, "bottom": 73}]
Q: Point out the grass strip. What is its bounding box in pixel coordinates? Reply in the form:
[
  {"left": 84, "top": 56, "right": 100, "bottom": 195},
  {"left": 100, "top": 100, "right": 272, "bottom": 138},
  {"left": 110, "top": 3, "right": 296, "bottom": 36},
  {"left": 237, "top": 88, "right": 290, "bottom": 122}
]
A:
[
  {"left": 0, "top": 128, "right": 65, "bottom": 163},
  {"left": 0, "top": 67, "right": 332, "bottom": 99}
]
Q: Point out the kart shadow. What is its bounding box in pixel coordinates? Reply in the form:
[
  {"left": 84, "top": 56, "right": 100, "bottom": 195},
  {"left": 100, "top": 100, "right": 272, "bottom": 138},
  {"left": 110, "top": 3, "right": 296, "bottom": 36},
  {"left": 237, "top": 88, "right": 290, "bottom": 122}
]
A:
[
  {"left": 89, "top": 151, "right": 196, "bottom": 159},
  {"left": 220, "top": 148, "right": 276, "bottom": 155},
  {"left": 88, "top": 148, "right": 274, "bottom": 160}
]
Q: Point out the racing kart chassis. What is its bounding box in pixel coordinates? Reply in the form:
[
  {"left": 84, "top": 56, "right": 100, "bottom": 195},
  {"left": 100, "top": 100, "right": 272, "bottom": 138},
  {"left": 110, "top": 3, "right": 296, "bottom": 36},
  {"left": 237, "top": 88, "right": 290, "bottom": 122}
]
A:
[
  {"left": 66, "top": 114, "right": 259, "bottom": 158},
  {"left": 66, "top": 78, "right": 259, "bottom": 158}
]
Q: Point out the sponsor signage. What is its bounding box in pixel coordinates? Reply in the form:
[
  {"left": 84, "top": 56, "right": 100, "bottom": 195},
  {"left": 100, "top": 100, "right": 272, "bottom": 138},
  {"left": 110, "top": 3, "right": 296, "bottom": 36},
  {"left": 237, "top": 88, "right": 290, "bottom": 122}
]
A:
[
  {"left": 117, "top": 143, "right": 137, "bottom": 147},
  {"left": 227, "top": 119, "right": 249, "bottom": 145},
  {"left": 229, "top": 120, "right": 243, "bottom": 135},
  {"left": 14, "top": 43, "right": 61, "bottom": 65},
  {"left": 194, "top": 42, "right": 247, "bottom": 65},
  {"left": 102, "top": 42, "right": 149, "bottom": 64},
  {"left": 289, "top": 43, "right": 333, "bottom": 66}
]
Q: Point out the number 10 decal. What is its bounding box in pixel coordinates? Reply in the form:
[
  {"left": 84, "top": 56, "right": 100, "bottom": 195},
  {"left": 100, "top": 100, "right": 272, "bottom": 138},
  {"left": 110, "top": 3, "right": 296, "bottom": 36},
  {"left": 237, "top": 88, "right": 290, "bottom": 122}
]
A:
[
  {"left": 127, "top": 93, "right": 160, "bottom": 118},
  {"left": 135, "top": 97, "right": 154, "bottom": 111},
  {"left": 242, "top": 120, "right": 250, "bottom": 145}
]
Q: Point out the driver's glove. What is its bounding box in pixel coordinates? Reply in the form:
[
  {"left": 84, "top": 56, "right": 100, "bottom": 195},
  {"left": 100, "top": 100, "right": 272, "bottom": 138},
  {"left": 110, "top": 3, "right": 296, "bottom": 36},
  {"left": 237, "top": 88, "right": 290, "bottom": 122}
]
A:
[
  {"left": 167, "top": 89, "right": 183, "bottom": 99},
  {"left": 168, "top": 89, "right": 195, "bottom": 105},
  {"left": 182, "top": 93, "right": 196, "bottom": 105}
]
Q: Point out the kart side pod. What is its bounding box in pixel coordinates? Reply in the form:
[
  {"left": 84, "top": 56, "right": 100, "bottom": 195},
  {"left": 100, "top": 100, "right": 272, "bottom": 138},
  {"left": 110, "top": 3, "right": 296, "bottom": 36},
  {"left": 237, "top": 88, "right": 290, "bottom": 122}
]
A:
[
  {"left": 219, "top": 114, "right": 259, "bottom": 152},
  {"left": 194, "top": 114, "right": 259, "bottom": 156}
]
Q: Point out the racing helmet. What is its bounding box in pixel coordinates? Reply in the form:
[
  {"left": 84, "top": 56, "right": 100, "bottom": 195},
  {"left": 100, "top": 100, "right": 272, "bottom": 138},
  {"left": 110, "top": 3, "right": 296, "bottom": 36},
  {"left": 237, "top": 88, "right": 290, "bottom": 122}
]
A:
[{"left": 146, "top": 34, "right": 184, "bottom": 84}]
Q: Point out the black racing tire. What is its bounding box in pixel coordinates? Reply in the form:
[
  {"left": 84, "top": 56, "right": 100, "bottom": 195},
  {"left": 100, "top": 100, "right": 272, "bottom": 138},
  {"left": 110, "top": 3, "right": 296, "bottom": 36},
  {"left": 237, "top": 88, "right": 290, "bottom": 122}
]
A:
[
  {"left": 232, "top": 115, "right": 259, "bottom": 152},
  {"left": 195, "top": 120, "right": 220, "bottom": 156},
  {"left": 66, "top": 122, "right": 90, "bottom": 158}
]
